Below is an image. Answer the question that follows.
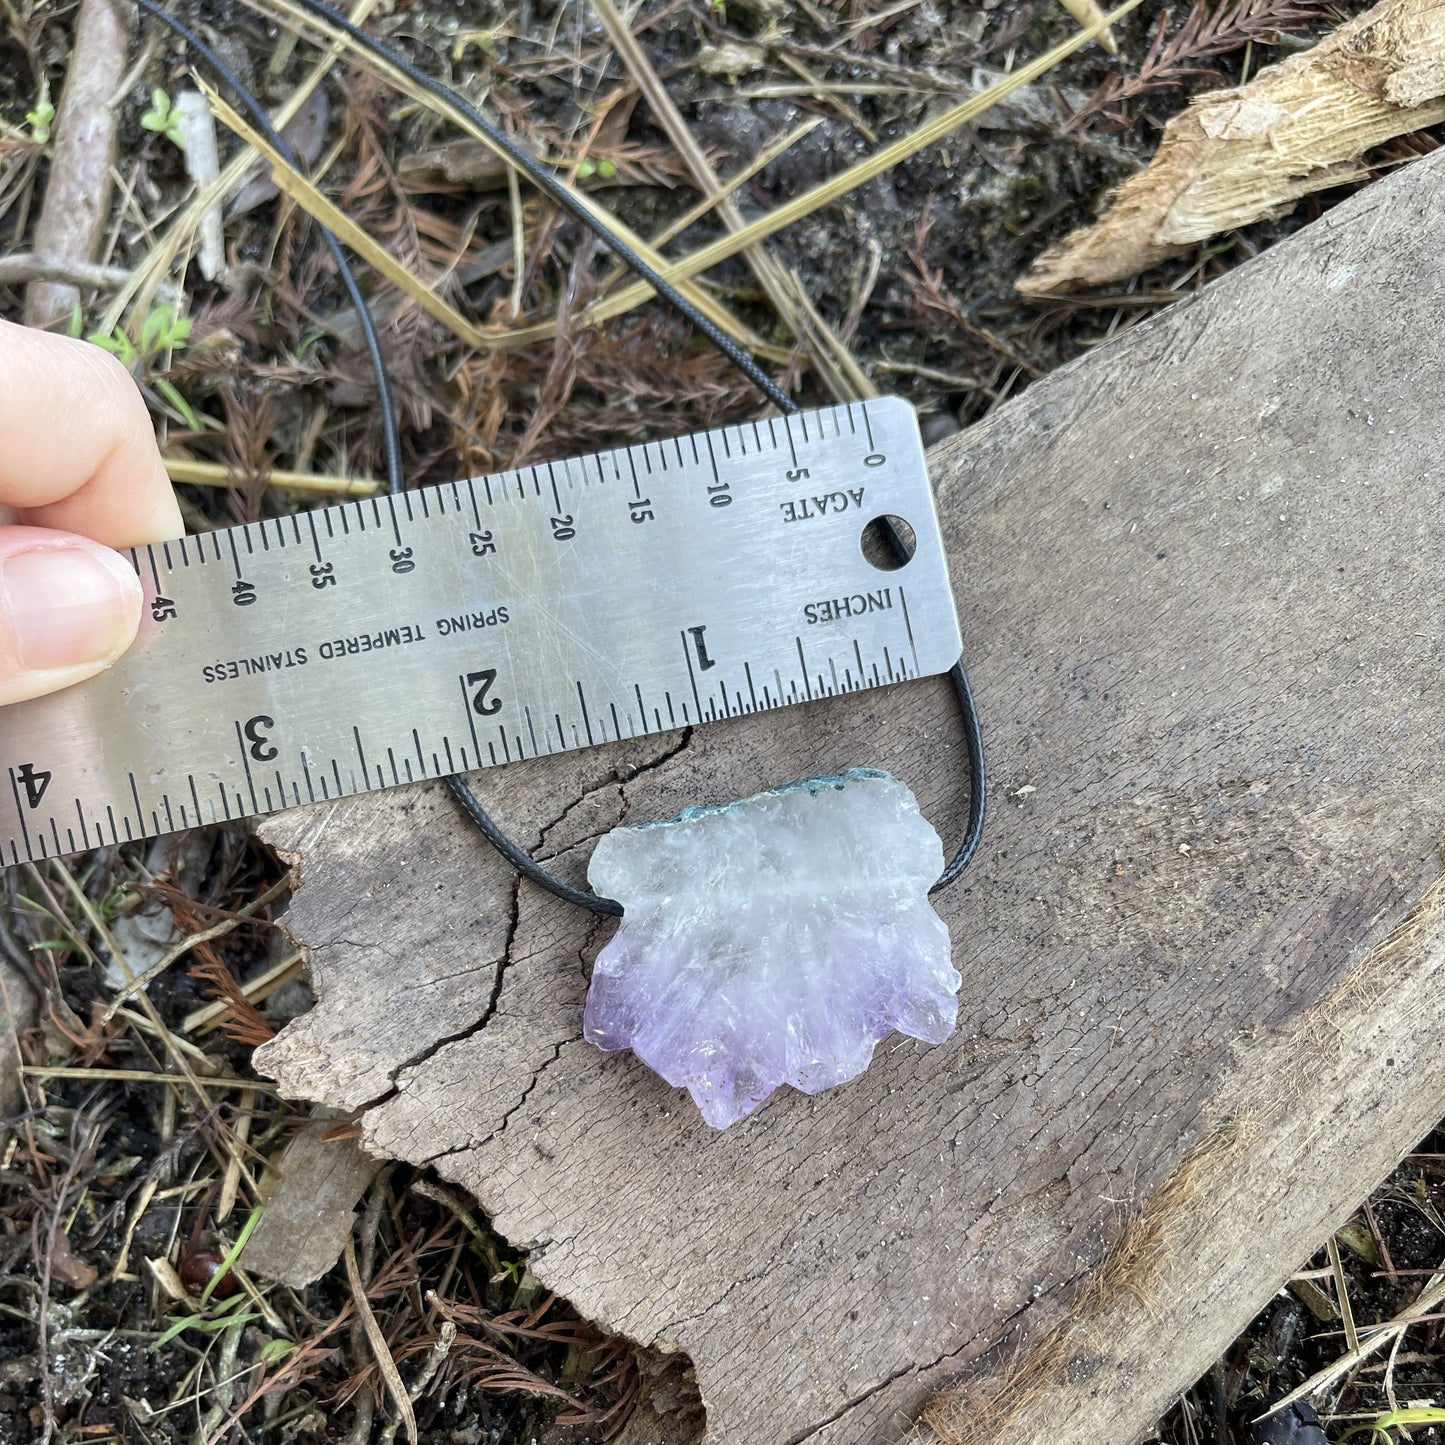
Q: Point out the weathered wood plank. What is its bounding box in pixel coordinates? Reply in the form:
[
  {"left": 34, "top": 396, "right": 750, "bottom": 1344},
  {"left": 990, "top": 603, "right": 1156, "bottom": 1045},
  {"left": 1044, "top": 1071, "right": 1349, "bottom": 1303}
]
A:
[{"left": 256, "top": 149, "right": 1445, "bottom": 1443}]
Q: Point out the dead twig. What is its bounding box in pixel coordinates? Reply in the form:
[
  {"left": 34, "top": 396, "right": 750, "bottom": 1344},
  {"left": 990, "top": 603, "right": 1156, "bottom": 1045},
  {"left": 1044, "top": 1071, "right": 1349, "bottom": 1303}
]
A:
[{"left": 24, "top": 0, "right": 126, "bottom": 329}]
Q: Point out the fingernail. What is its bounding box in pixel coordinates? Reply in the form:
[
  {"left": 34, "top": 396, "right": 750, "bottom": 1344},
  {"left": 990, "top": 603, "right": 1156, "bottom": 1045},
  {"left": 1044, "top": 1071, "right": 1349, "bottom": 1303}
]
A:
[{"left": 2, "top": 544, "right": 141, "bottom": 672}]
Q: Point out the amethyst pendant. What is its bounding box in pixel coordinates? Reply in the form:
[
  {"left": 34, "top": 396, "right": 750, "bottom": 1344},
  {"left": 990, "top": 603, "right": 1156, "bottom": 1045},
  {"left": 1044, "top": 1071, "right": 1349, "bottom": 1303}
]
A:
[{"left": 583, "top": 769, "right": 959, "bottom": 1129}]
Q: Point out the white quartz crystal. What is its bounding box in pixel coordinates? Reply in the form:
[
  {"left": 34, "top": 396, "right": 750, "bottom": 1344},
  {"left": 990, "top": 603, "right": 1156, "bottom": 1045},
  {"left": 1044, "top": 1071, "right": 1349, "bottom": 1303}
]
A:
[{"left": 584, "top": 769, "right": 959, "bottom": 1128}]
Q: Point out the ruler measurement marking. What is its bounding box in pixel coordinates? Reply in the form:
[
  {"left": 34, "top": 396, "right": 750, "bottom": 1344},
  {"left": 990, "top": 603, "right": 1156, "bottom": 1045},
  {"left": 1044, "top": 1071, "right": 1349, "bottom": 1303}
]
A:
[
  {"left": 466, "top": 477, "right": 482, "bottom": 528},
  {"left": 460, "top": 678, "right": 485, "bottom": 771},
  {"left": 128, "top": 773, "right": 144, "bottom": 837},
  {"left": 306, "top": 510, "right": 323, "bottom": 563},
  {"left": 7, "top": 769, "right": 32, "bottom": 859},
  {"left": 898, "top": 586, "right": 921, "bottom": 671},
  {"left": 352, "top": 728, "right": 372, "bottom": 795},
  {"left": 860, "top": 400, "right": 875, "bottom": 452},
  {"left": 782, "top": 414, "right": 799, "bottom": 470},
  {"left": 576, "top": 682, "right": 596, "bottom": 746},
  {"left": 681, "top": 631, "right": 704, "bottom": 721},
  {"left": 233, "top": 722, "right": 261, "bottom": 815},
  {"left": 188, "top": 774, "right": 203, "bottom": 826},
  {"left": 550, "top": 470, "right": 563, "bottom": 515}
]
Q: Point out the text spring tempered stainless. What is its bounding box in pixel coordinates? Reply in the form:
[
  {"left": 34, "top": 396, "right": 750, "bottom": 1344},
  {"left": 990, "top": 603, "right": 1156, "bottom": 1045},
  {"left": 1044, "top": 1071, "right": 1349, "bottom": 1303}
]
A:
[{"left": 0, "top": 398, "right": 962, "bottom": 865}]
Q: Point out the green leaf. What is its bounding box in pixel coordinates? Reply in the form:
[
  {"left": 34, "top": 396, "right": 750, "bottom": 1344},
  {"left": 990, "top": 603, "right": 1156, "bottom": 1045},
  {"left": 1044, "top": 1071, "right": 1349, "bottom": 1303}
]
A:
[
  {"left": 86, "top": 329, "right": 137, "bottom": 367},
  {"left": 199, "top": 1204, "right": 264, "bottom": 1306},
  {"left": 155, "top": 378, "right": 201, "bottom": 432},
  {"left": 258, "top": 1338, "right": 295, "bottom": 1364},
  {"left": 26, "top": 99, "right": 54, "bottom": 144},
  {"left": 596, "top": 158, "right": 617, "bottom": 180},
  {"left": 151, "top": 1313, "right": 204, "bottom": 1351}
]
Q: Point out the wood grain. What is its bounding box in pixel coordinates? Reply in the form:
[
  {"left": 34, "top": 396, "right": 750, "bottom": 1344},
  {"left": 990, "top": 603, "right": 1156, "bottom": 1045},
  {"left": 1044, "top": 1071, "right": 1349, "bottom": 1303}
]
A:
[{"left": 255, "top": 149, "right": 1445, "bottom": 1443}]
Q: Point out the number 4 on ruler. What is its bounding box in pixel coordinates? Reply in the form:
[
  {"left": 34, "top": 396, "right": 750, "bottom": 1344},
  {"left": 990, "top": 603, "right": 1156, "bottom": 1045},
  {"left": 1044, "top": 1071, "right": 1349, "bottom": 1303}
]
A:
[{"left": 14, "top": 763, "right": 50, "bottom": 810}]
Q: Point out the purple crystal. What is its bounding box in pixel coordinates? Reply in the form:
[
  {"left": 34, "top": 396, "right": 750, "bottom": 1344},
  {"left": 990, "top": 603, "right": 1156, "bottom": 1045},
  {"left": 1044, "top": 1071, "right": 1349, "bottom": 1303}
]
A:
[{"left": 583, "top": 769, "right": 959, "bottom": 1128}]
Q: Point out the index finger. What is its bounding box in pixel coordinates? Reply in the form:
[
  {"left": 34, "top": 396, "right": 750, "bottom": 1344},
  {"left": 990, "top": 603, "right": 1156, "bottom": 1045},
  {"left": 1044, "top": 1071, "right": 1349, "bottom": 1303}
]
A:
[{"left": 0, "top": 318, "right": 184, "bottom": 547}]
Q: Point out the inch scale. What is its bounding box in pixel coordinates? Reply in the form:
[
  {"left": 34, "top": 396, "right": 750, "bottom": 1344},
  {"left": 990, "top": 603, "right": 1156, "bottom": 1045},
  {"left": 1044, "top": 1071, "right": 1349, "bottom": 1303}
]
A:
[{"left": 0, "top": 398, "right": 961, "bottom": 866}]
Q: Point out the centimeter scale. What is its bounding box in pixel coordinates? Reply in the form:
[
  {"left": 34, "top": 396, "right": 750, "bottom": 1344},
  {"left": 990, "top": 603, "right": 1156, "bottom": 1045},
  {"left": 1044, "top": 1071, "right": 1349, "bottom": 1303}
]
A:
[{"left": 0, "top": 398, "right": 963, "bottom": 865}]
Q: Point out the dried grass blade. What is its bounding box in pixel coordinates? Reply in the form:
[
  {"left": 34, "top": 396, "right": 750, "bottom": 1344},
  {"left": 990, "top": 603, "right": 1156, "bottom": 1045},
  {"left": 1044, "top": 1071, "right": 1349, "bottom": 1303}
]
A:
[
  {"left": 344, "top": 1237, "right": 418, "bottom": 1444},
  {"left": 99, "top": 0, "right": 382, "bottom": 337},
  {"left": 198, "top": 81, "right": 494, "bottom": 352},
  {"left": 164, "top": 457, "right": 380, "bottom": 497},
  {"left": 251, "top": 0, "right": 788, "bottom": 361},
  {"left": 1056, "top": 0, "right": 1119, "bottom": 53},
  {"left": 592, "top": 0, "right": 869, "bottom": 399}
]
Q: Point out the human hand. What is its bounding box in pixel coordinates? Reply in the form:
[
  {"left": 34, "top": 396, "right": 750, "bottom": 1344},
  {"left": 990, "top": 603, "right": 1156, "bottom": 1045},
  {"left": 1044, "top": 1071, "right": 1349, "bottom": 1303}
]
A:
[{"left": 0, "top": 318, "right": 183, "bottom": 706}]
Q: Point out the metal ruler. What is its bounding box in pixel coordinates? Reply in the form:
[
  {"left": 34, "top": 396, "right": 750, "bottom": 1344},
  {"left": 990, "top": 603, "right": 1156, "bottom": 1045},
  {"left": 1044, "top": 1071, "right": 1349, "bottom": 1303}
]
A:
[{"left": 0, "top": 398, "right": 960, "bottom": 865}]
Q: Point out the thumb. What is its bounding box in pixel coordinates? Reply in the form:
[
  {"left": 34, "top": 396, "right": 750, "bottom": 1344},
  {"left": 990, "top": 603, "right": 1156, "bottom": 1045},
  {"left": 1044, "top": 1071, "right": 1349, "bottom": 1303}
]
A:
[{"left": 0, "top": 526, "right": 142, "bottom": 706}]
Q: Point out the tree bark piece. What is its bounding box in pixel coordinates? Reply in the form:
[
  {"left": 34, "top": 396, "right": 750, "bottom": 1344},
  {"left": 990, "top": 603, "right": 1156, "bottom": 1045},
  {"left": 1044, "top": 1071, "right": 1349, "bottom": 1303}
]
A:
[
  {"left": 1020, "top": 0, "right": 1445, "bottom": 293},
  {"left": 256, "top": 148, "right": 1445, "bottom": 1444},
  {"left": 245, "top": 1108, "right": 382, "bottom": 1289},
  {"left": 24, "top": 0, "right": 127, "bottom": 330}
]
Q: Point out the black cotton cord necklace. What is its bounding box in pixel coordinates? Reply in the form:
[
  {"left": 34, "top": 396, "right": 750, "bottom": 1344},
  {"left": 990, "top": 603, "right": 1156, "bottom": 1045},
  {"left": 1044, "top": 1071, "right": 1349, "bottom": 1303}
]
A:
[{"left": 129, "top": 0, "right": 986, "bottom": 910}]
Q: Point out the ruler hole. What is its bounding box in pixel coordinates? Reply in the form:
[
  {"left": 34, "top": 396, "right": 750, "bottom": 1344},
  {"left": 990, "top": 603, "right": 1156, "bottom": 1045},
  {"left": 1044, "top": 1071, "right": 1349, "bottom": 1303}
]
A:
[{"left": 860, "top": 515, "right": 915, "bottom": 572}]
